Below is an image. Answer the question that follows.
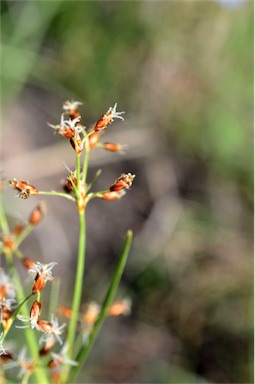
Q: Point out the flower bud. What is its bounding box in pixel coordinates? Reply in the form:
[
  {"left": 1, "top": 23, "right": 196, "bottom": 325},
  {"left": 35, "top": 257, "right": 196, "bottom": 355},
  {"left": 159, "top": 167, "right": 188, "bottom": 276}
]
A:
[
  {"left": 2, "top": 234, "right": 15, "bottom": 252},
  {"left": 108, "top": 298, "right": 131, "bottom": 317},
  {"left": 39, "top": 335, "right": 55, "bottom": 356},
  {"left": 29, "top": 202, "right": 46, "bottom": 225},
  {"left": 109, "top": 173, "right": 135, "bottom": 192},
  {"left": 95, "top": 103, "right": 124, "bottom": 132},
  {"left": 31, "top": 262, "right": 57, "bottom": 293},
  {"left": 83, "top": 302, "right": 100, "bottom": 325},
  {"left": 64, "top": 171, "right": 77, "bottom": 193},
  {"left": 21, "top": 257, "right": 36, "bottom": 271},
  {"left": 30, "top": 300, "right": 41, "bottom": 324},
  {"left": 101, "top": 190, "right": 126, "bottom": 201},
  {"left": 63, "top": 100, "right": 82, "bottom": 120},
  {"left": 0, "top": 350, "right": 14, "bottom": 363},
  {"left": 70, "top": 131, "right": 83, "bottom": 155},
  {"left": 37, "top": 319, "right": 53, "bottom": 333},
  {"left": 102, "top": 142, "right": 126, "bottom": 152},
  {"left": 13, "top": 223, "right": 25, "bottom": 236},
  {"left": 88, "top": 131, "right": 100, "bottom": 149},
  {"left": 58, "top": 305, "right": 73, "bottom": 319},
  {"left": 8, "top": 179, "right": 38, "bottom": 199}
]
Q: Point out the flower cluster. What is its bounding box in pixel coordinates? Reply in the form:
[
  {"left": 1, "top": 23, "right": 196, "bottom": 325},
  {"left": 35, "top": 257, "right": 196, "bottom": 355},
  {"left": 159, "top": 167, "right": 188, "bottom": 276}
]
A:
[{"left": 1, "top": 100, "right": 134, "bottom": 383}]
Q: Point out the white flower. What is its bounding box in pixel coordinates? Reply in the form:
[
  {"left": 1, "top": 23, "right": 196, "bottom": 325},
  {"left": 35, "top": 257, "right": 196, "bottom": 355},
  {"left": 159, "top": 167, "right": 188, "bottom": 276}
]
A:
[
  {"left": 107, "top": 103, "right": 125, "bottom": 121},
  {"left": 29, "top": 261, "right": 57, "bottom": 280},
  {"left": 16, "top": 314, "right": 42, "bottom": 331},
  {"left": 50, "top": 344, "right": 78, "bottom": 367},
  {"left": 63, "top": 100, "right": 83, "bottom": 112},
  {"left": 63, "top": 116, "right": 84, "bottom": 133},
  {"left": 38, "top": 316, "right": 66, "bottom": 345}
]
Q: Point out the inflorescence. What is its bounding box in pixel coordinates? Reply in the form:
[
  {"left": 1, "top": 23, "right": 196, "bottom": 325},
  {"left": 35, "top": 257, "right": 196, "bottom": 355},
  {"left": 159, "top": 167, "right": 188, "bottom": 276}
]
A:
[{"left": 0, "top": 100, "right": 135, "bottom": 383}]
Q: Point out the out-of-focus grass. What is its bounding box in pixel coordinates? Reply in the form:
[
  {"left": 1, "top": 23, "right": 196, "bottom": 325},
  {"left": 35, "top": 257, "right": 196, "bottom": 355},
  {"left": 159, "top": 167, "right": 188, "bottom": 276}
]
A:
[{"left": 1, "top": 1, "right": 253, "bottom": 383}]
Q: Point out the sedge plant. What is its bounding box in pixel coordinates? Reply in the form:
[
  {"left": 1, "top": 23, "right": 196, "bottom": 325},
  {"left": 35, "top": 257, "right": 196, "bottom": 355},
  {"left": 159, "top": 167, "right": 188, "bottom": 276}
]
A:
[{"left": 0, "top": 100, "right": 135, "bottom": 383}]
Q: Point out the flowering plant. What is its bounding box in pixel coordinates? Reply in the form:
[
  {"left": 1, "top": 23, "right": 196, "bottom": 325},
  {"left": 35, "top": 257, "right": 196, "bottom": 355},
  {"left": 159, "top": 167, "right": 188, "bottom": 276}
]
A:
[{"left": 0, "top": 101, "right": 135, "bottom": 383}]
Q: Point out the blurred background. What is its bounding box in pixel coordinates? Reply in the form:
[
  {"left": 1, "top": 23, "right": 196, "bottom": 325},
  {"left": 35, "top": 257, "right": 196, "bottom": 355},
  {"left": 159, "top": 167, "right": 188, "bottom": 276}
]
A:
[{"left": 0, "top": 0, "right": 253, "bottom": 383}]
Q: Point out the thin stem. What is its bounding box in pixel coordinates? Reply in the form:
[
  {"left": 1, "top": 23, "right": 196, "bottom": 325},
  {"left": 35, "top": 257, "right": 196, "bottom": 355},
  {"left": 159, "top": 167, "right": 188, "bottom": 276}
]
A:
[
  {"left": 86, "top": 169, "right": 102, "bottom": 193},
  {"left": 38, "top": 190, "right": 75, "bottom": 202},
  {"left": 15, "top": 224, "right": 33, "bottom": 248},
  {"left": 62, "top": 211, "right": 86, "bottom": 381},
  {"left": 0, "top": 199, "right": 9, "bottom": 234},
  {"left": 82, "top": 148, "right": 90, "bottom": 185},
  {"left": 76, "top": 153, "right": 81, "bottom": 193},
  {"left": 69, "top": 230, "right": 133, "bottom": 383},
  {"left": 1, "top": 292, "right": 34, "bottom": 341},
  {"left": 11, "top": 292, "right": 34, "bottom": 322}
]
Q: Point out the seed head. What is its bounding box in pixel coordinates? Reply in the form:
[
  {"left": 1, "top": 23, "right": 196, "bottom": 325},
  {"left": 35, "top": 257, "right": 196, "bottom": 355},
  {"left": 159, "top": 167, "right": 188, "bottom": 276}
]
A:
[
  {"left": 95, "top": 103, "right": 125, "bottom": 131},
  {"left": 62, "top": 100, "right": 82, "bottom": 119},
  {"left": 8, "top": 179, "right": 38, "bottom": 199},
  {"left": 30, "top": 301, "right": 41, "bottom": 325},
  {"left": 48, "top": 114, "right": 84, "bottom": 139},
  {"left": 109, "top": 173, "right": 135, "bottom": 192},
  {"left": 28, "top": 202, "right": 46, "bottom": 225},
  {"left": 29, "top": 262, "right": 57, "bottom": 293},
  {"left": 38, "top": 316, "right": 66, "bottom": 345},
  {"left": 102, "top": 142, "right": 126, "bottom": 153}
]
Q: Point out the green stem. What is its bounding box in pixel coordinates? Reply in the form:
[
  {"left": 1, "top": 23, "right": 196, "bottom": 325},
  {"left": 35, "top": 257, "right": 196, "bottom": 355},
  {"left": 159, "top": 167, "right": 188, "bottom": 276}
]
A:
[
  {"left": 63, "top": 211, "right": 86, "bottom": 380},
  {"left": 76, "top": 153, "right": 81, "bottom": 193},
  {"left": 0, "top": 199, "right": 9, "bottom": 234},
  {"left": 82, "top": 148, "right": 90, "bottom": 184},
  {"left": 38, "top": 190, "right": 75, "bottom": 202},
  {"left": 1, "top": 292, "right": 34, "bottom": 343},
  {"left": 15, "top": 224, "right": 34, "bottom": 248},
  {"left": 86, "top": 169, "right": 102, "bottom": 193},
  {"left": 69, "top": 230, "right": 133, "bottom": 383}
]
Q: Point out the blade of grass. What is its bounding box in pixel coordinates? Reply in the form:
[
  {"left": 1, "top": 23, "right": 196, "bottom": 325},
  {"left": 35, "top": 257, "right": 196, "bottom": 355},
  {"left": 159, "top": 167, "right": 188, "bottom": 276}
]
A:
[{"left": 68, "top": 230, "right": 133, "bottom": 383}]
